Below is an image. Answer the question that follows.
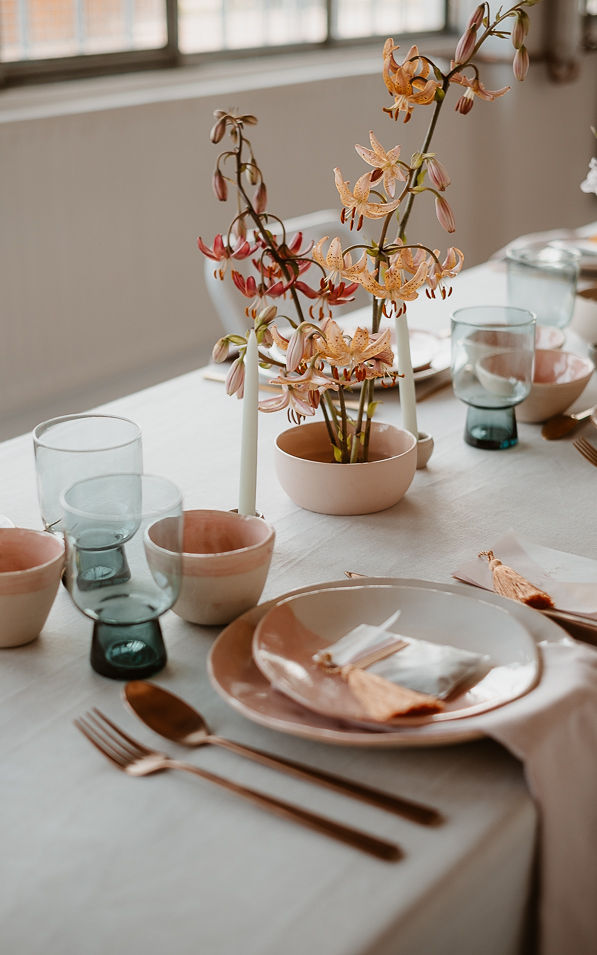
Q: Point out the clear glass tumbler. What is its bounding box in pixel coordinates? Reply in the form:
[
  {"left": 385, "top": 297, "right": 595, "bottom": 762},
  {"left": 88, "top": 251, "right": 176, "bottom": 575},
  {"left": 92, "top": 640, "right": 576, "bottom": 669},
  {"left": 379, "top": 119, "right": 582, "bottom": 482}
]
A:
[
  {"left": 33, "top": 413, "right": 143, "bottom": 535},
  {"left": 506, "top": 242, "right": 580, "bottom": 329},
  {"left": 451, "top": 306, "right": 535, "bottom": 450},
  {"left": 61, "top": 473, "right": 183, "bottom": 680}
]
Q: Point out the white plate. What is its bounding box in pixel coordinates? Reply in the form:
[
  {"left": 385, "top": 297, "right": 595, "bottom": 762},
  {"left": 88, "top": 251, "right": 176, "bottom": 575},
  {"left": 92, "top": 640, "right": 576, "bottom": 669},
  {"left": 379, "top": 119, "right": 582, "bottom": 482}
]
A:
[
  {"left": 252, "top": 583, "right": 539, "bottom": 729},
  {"left": 207, "top": 578, "right": 559, "bottom": 747}
]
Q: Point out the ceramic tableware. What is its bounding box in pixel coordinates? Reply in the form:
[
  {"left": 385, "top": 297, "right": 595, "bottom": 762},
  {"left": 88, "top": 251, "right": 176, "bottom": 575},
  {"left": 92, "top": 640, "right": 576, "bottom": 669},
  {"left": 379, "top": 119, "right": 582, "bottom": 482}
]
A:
[
  {"left": 152, "top": 509, "right": 275, "bottom": 626},
  {"left": 0, "top": 527, "right": 64, "bottom": 647},
  {"left": 516, "top": 349, "right": 594, "bottom": 423}
]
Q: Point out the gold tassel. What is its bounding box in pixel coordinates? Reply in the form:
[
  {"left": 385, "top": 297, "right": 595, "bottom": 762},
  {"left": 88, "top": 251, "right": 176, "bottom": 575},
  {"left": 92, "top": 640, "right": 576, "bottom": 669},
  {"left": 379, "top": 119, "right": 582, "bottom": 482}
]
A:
[
  {"left": 479, "top": 550, "right": 554, "bottom": 609},
  {"left": 316, "top": 638, "right": 443, "bottom": 721},
  {"left": 341, "top": 666, "right": 444, "bottom": 721}
]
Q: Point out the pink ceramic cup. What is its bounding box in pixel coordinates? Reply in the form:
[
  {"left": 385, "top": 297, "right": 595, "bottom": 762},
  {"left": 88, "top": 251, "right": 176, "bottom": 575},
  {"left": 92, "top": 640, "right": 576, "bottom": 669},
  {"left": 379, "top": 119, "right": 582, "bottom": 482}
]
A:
[
  {"left": 147, "top": 509, "right": 275, "bottom": 627},
  {"left": 0, "top": 528, "right": 65, "bottom": 647}
]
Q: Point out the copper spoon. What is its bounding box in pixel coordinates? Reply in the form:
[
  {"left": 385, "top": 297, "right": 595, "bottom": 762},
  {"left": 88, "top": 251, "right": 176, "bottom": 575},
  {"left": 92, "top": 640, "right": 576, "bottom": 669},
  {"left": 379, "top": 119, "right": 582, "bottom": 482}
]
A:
[
  {"left": 541, "top": 406, "right": 595, "bottom": 440},
  {"left": 123, "top": 680, "right": 443, "bottom": 826}
]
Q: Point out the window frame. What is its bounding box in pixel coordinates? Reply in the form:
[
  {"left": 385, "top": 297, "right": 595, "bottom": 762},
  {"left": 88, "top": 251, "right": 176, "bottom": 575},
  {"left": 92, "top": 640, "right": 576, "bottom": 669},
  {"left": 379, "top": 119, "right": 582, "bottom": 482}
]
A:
[{"left": 0, "top": 0, "right": 452, "bottom": 88}]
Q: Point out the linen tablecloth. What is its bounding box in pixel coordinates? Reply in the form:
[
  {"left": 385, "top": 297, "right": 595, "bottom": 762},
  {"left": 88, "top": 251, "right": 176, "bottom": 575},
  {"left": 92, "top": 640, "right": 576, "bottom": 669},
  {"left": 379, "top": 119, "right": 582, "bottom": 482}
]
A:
[{"left": 1, "top": 260, "right": 597, "bottom": 955}]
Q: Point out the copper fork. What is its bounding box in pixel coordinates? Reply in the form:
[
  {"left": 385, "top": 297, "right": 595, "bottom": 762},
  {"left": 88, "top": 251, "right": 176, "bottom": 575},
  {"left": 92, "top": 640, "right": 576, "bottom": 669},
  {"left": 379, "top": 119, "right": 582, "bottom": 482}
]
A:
[
  {"left": 573, "top": 436, "right": 597, "bottom": 467},
  {"left": 74, "top": 709, "right": 402, "bottom": 862}
]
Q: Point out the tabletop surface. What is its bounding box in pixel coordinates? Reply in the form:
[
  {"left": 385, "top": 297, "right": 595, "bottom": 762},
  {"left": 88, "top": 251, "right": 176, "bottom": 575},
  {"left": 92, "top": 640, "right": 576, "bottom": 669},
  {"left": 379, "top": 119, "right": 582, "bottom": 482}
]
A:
[{"left": 2, "top": 259, "right": 596, "bottom": 955}]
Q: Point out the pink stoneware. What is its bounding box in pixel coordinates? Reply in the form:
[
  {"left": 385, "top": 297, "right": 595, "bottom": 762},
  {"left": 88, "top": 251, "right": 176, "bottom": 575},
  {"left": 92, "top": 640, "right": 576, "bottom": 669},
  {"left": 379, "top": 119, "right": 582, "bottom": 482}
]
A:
[
  {"left": 516, "top": 349, "right": 594, "bottom": 423},
  {"left": 147, "top": 509, "right": 275, "bottom": 627},
  {"left": 275, "top": 421, "right": 417, "bottom": 515},
  {"left": 0, "top": 528, "right": 64, "bottom": 647}
]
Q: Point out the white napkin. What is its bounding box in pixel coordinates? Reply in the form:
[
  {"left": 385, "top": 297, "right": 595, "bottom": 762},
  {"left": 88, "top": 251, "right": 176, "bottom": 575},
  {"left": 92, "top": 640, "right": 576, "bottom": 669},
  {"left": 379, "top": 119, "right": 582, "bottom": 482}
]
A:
[
  {"left": 453, "top": 529, "right": 597, "bottom": 619},
  {"left": 314, "top": 612, "right": 490, "bottom": 700}
]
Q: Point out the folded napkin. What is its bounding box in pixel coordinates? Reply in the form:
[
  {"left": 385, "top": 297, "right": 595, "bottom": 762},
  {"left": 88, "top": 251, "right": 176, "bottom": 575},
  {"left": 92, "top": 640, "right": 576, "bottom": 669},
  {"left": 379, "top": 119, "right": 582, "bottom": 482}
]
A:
[
  {"left": 453, "top": 529, "right": 597, "bottom": 619},
  {"left": 483, "top": 639, "right": 597, "bottom": 955},
  {"left": 314, "top": 612, "right": 490, "bottom": 700}
]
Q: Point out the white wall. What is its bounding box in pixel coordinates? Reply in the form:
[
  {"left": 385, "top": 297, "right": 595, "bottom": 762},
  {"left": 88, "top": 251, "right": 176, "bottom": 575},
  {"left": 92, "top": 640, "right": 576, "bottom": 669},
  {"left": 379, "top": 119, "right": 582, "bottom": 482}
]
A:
[{"left": 1, "top": 38, "right": 596, "bottom": 440}]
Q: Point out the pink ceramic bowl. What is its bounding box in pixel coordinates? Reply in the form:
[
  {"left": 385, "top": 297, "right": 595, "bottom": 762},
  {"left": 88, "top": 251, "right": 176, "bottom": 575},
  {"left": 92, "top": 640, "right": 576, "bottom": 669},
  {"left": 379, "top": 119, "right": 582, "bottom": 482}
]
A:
[
  {"left": 275, "top": 421, "right": 417, "bottom": 515},
  {"left": 0, "top": 528, "right": 64, "bottom": 647},
  {"left": 516, "top": 349, "right": 594, "bottom": 423},
  {"left": 148, "top": 509, "right": 275, "bottom": 627}
]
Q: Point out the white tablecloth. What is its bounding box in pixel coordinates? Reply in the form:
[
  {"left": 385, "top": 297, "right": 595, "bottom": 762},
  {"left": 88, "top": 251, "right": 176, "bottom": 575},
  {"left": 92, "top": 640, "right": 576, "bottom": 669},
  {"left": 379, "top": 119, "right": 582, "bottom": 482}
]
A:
[{"left": 1, "top": 261, "right": 596, "bottom": 955}]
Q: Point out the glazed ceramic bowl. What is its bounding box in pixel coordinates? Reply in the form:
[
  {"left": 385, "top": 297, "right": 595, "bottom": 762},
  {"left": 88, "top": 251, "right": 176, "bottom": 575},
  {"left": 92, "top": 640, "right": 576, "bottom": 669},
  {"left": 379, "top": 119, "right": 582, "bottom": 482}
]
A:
[
  {"left": 0, "top": 528, "right": 64, "bottom": 647},
  {"left": 516, "top": 349, "right": 594, "bottom": 423},
  {"left": 147, "top": 509, "right": 275, "bottom": 626},
  {"left": 275, "top": 421, "right": 417, "bottom": 515},
  {"left": 571, "top": 287, "right": 597, "bottom": 343}
]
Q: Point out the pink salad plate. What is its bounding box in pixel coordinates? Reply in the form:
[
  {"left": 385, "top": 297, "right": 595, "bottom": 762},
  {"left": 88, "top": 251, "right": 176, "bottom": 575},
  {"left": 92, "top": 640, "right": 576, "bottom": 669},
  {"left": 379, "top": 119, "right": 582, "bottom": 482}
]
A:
[{"left": 207, "top": 578, "right": 565, "bottom": 748}]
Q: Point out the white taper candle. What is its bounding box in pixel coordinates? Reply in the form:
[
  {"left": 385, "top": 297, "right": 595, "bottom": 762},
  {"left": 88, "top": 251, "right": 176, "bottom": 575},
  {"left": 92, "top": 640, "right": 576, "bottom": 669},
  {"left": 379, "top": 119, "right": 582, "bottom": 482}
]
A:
[
  {"left": 394, "top": 313, "right": 418, "bottom": 438},
  {"left": 238, "top": 329, "right": 259, "bottom": 516}
]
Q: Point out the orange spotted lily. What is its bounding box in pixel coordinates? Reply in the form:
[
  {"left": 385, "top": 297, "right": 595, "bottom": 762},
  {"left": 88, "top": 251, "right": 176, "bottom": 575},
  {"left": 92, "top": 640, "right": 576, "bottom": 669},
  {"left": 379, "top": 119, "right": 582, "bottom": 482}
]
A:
[
  {"left": 382, "top": 41, "right": 441, "bottom": 123},
  {"left": 354, "top": 131, "right": 407, "bottom": 198},
  {"left": 334, "top": 169, "right": 402, "bottom": 230}
]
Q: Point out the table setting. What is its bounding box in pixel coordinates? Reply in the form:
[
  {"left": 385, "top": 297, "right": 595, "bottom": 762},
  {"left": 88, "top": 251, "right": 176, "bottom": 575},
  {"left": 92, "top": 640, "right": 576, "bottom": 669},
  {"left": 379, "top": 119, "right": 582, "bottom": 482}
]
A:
[{"left": 2, "top": 5, "right": 597, "bottom": 954}]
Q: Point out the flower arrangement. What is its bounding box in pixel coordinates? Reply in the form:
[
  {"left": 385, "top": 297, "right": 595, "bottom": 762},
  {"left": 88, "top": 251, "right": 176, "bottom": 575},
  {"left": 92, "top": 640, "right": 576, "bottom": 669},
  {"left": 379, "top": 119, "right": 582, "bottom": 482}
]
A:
[{"left": 200, "top": 1, "right": 538, "bottom": 464}]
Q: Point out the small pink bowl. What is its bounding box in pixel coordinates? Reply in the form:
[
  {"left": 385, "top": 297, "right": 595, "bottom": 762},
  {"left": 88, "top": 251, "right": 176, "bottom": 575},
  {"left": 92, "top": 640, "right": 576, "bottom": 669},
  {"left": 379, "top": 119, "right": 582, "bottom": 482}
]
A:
[
  {"left": 0, "top": 528, "right": 64, "bottom": 647},
  {"left": 516, "top": 349, "right": 594, "bottom": 423},
  {"left": 148, "top": 509, "right": 275, "bottom": 627}
]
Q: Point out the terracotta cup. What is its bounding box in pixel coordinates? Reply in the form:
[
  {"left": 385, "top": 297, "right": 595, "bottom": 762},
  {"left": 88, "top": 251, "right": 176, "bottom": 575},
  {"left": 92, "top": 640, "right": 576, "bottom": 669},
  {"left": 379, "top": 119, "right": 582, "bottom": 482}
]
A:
[
  {"left": 0, "top": 528, "right": 65, "bottom": 647},
  {"left": 147, "top": 509, "right": 275, "bottom": 626}
]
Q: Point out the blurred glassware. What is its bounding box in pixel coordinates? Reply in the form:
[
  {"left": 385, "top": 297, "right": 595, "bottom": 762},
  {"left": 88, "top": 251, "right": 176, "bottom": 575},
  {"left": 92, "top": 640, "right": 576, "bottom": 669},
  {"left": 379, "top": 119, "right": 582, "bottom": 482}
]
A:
[
  {"left": 451, "top": 305, "right": 535, "bottom": 450},
  {"left": 61, "top": 473, "right": 183, "bottom": 680},
  {"left": 506, "top": 242, "right": 581, "bottom": 329},
  {"left": 33, "top": 414, "right": 142, "bottom": 535}
]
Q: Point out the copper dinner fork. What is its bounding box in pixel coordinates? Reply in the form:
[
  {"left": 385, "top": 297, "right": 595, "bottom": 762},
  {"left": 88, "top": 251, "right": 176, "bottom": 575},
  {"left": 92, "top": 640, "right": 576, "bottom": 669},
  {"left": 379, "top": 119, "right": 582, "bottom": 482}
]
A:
[
  {"left": 573, "top": 436, "right": 597, "bottom": 467},
  {"left": 74, "top": 709, "right": 402, "bottom": 862}
]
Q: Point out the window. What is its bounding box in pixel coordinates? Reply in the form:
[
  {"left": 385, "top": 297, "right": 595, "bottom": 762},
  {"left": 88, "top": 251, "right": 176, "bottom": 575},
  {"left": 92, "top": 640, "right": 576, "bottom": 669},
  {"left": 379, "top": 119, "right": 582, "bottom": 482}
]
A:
[{"left": 0, "top": 0, "right": 449, "bottom": 86}]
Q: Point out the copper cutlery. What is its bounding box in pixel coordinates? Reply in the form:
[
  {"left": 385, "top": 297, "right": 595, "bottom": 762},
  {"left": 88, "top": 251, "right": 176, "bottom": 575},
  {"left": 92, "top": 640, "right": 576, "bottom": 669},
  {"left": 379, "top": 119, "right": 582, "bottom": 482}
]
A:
[
  {"left": 74, "top": 709, "right": 402, "bottom": 862},
  {"left": 541, "top": 406, "right": 595, "bottom": 440},
  {"left": 573, "top": 435, "right": 597, "bottom": 467},
  {"left": 123, "top": 681, "right": 442, "bottom": 826}
]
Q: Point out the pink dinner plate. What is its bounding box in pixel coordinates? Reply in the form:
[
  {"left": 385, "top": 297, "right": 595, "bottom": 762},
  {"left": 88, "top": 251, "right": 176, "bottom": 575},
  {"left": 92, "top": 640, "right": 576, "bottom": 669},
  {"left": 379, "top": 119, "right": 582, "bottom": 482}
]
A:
[
  {"left": 207, "top": 578, "right": 562, "bottom": 748},
  {"left": 251, "top": 583, "right": 538, "bottom": 730}
]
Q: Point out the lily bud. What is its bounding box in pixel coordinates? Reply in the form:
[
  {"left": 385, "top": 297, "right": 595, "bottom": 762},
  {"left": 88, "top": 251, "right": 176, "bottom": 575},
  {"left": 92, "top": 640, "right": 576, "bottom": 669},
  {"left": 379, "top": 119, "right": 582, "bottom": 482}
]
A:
[
  {"left": 513, "top": 45, "right": 530, "bottom": 81},
  {"left": 435, "top": 195, "right": 456, "bottom": 234},
  {"left": 455, "top": 88, "right": 475, "bottom": 115},
  {"left": 257, "top": 304, "right": 277, "bottom": 324},
  {"left": 454, "top": 27, "right": 477, "bottom": 65},
  {"left": 233, "top": 217, "right": 247, "bottom": 241},
  {"left": 427, "top": 156, "right": 451, "bottom": 191},
  {"left": 210, "top": 117, "right": 227, "bottom": 143},
  {"left": 225, "top": 356, "right": 245, "bottom": 398},
  {"left": 240, "top": 114, "right": 258, "bottom": 125},
  {"left": 254, "top": 182, "right": 267, "bottom": 214},
  {"left": 212, "top": 337, "right": 230, "bottom": 363},
  {"left": 286, "top": 327, "right": 306, "bottom": 373},
  {"left": 259, "top": 326, "right": 274, "bottom": 348},
  {"left": 213, "top": 169, "right": 227, "bottom": 201},
  {"left": 467, "top": 3, "right": 485, "bottom": 30},
  {"left": 511, "top": 11, "right": 529, "bottom": 50},
  {"left": 246, "top": 164, "right": 260, "bottom": 186}
]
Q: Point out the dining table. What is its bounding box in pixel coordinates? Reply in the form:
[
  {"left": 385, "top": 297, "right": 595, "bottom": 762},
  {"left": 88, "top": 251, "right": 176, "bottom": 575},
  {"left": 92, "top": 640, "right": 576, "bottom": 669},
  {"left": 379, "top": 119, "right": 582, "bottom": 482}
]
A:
[{"left": 1, "top": 250, "right": 597, "bottom": 955}]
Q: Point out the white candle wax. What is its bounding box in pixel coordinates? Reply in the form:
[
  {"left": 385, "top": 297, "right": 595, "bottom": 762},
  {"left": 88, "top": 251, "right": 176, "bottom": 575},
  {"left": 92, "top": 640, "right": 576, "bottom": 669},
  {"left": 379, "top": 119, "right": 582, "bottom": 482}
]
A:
[
  {"left": 238, "top": 329, "right": 259, "bottom": 516},
  {"left": 394, "top": 313, "right": 418, "bottom": 438}
]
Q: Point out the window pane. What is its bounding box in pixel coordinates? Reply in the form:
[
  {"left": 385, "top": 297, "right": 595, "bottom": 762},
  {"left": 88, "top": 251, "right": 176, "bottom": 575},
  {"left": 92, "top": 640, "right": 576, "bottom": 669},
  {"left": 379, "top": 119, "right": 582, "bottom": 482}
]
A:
[
  {"left": 334, "top": 0, "right": 445, "bottom": 39},
  {"left": 0, "top": 0, "right": 167, "bottom": 62},
  {"left": 179, "top": 0, "right": 326, "bottom": 54}
]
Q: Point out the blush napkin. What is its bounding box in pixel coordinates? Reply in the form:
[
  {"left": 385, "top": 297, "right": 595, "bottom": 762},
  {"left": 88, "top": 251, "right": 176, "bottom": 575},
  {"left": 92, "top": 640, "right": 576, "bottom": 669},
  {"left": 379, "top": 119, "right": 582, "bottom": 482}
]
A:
[
  {"left": 451, "top": 535, "right": 597, "bottom": 953},
  {"left": 453, "top": 529, "right": 597, "bottom": 619},
  {"left": 482, "top": 639, "right": 597, "bottom": 955}
]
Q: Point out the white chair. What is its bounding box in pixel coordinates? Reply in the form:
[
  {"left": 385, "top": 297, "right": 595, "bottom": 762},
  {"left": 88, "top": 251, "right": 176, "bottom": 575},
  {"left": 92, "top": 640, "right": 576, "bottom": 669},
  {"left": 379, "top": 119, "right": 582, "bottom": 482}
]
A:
[{"left": 203, "top": 208, "right": 370, "bottom": 336}]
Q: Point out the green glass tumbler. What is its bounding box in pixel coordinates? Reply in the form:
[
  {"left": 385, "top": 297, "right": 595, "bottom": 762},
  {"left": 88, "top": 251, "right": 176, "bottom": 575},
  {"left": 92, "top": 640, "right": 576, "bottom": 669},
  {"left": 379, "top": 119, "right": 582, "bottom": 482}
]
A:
[
  {"left": 61, "top": 473, "right": 183, "bottom": 679},
  {"left": 451, "top": 306, "right": 536, "bottom": 450}
]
